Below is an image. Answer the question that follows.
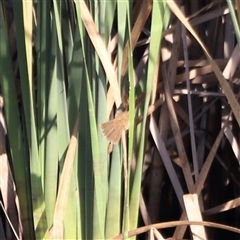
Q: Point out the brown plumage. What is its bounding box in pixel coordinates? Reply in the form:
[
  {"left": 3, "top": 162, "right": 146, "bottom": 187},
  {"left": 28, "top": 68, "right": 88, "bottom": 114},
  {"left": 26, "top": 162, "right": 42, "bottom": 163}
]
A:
[
  {"left": 101, "top": 94, "right": 146, "bottom": 144},
  {"left": 101, "top": 107, "right": 129, "bottom": 144},
  {"left": 101, "top": 93, "right": 164, "bottom": 144}
]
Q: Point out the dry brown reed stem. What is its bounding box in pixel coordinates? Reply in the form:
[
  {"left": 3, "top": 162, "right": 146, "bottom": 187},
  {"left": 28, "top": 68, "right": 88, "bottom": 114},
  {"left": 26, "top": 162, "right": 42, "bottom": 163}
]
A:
[
  {"left": 173, "top": 119, "right": 229, "bottom": 238},
  {"left": 163, "top": 66, "right": 194, "bottom": 192},
  {"left": 110, "top": 220, "right": 240, "bottom": 240},
  {"left": 49, "top": 113, "right": 80, "bottom": 239}
]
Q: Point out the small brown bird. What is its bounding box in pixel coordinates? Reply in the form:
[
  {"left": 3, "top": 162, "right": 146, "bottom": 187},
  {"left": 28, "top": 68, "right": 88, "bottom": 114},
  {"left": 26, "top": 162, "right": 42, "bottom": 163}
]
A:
[
  {"left": 101, "top": 93, "right": 149, "bottom": 144},
  {"left": 101, "top": 92, "right": 165, "bottom": 145},
  {"left": 101, "top": 103, "right": 129, "bottom": 144}
]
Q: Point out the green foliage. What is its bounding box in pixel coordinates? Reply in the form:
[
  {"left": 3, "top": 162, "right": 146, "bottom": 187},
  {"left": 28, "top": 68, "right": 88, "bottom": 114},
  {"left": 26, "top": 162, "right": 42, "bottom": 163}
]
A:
[
  {"left": 0, "top": 0, "right": 169, "bottom": 239},
  {"left": 1, "top": 1, "right": 240, "bottom": 239}
]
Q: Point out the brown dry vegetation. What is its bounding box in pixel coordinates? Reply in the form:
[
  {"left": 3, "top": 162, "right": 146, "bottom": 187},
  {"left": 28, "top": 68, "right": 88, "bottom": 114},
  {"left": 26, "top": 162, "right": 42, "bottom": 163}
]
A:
[
  {"left": 1, "top": 0, "right": 240, "bottom": 239},
  {"left": 137, "top": 1, "right": 240, "bottom": 239}
]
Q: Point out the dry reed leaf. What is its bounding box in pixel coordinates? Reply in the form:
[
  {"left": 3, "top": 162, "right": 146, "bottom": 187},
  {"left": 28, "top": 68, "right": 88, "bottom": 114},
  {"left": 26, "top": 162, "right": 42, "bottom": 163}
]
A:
[
  {"left": 186, "top": 0, "right": 221, "bottom": 21},
  {"left": 183, "top": 194, "right": 207, "bottom": 240},
  {"left": 120, "top": 0, "right": 153, "bottom": 78},
  {"left": 196, "top": 112, "right": 207, "bottom": 169},
  {"left": 173, "top": 101, "right": 192, "bottom": 126},
  {"left": 174, "top": 121, "right": 228, "bottom": 238},
  {"left": 236, "top": 0, "right": 240, "bottom": 25},
  {"left": 204, "top": 197, "right": 240, "bottom": 216},
  {"left": 145, "top": 22, "right": 181, "bottom": 223},
  {"left": 152, "top": 227, "right": 165, "bottom": 240},
  {"left": 188, "top": 95, "right": 228, "bottom": 190},
  {"left": 172, "top": 100, "right": 210, "bottom": 169},
  {"left": 22, "top": 0, "right": 33, "bottom": 84},
  {"left": 177, "top": 59, "right": 227, "bottom": 67},
  {"left": 106, "top": 86, "right": 115, "bottom": 117},
  {"left": 140, "top": 194, "right": 151, "bottom": 226},
  {"left": 162, "top": 5, "right": 229, "bottom": 38},
  {"left": 110, "top": 220, "right": 240, "bottom": 239},
  {"left": 105, "top": 0, "right": 152, "bottom": 116},
  {"left": 176, "top": 62, "right": 227, "bottom": 83},
  {"left": 49, "top": 114, "right": 79, "bottom": 239},
  {"left": 77, "top": 0, "right": 121, "bottom": 107},
  {"left": 150, "top": 116, "right": 185, "bottom": 209},
  {"left": 173, "top": 89, "right": 226, "bottom": 97},
  {"left": 190, "top": 5, "right": 229, "bottom": 26},
  {"left": 181, "top": 19, "right": 199, "bottom": 179},
  {"left": 191, "top": 74, "right": 225, "bottom": 85},
  {"left": 107, "top": 33, "right": 118, "bottom": 55},
  {"left": 159, "top": 21, "right": 181, "bottom": 137},
  {"left": 106, "top": 34, "right": 118, "bottom": 117},
  {"left": 169, "top": 102, "right": 229, "bottom": 237},
  {"left": 0, "top": 97, "right": 23, "bottom": 240},
  {"left": 0, "top": 153, "right": 23, "bottom": 240},
  {"left": 149, "top": 227, "right": 154, "bottom": 240},
  {"left": 223, "top": 44, "right": 240, "bottom": 79},
  {"left": 224, "top": 127, "right": 240, "bottom": 164},
  {"left": 163, "top": 67, "right": 194, "bottom": 192},
  {"left": 167, "top": 1, "right": 240, "bottom": 127}
]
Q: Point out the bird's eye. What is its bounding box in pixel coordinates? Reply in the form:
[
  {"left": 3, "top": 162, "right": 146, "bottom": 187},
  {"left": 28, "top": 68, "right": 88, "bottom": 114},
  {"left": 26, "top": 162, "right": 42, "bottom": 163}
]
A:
[{"left": 117, "top": 103, "right": 127, "bottom": 113}]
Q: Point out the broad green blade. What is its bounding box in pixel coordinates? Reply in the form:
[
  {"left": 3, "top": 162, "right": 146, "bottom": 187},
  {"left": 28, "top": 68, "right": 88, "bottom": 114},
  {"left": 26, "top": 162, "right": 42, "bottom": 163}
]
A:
[
  {"left": 11, "top": 1, "right": 47, "bottom": 237},
  {"left": 227, "top": 0, "right": 240, "bottom": 46},
  {"left": 0, "top": 5, "right": 35, "bottom": 239},
  {"left": 36, "top": 0, "right": 51, "bottom": 191},
  {"left": 129, "top": 0, "right": 169, "bottom": 231},
  {"left": 117, "top": 0, "right": 128, "bottom": 82},
  {"left": 44, "top": 20, "right": 58, "bottom": 228},
  {"left": 105, "top": 145, "right": 122, "bottom": 238}
]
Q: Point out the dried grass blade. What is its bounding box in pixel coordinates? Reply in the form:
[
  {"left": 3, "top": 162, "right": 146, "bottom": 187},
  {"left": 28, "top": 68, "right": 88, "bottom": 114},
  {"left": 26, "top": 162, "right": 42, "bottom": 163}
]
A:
[
  {"left": 190, "top": 5, "right": 229, "bottom": 26},
  {"left": 0, "top": 202, "right": 20, "bottom": 240},
  {"left": 162, "top": 6, "right": 229, "bottom": 38},
  {"left": 163, "top": 67, "right": 194, "bottom": 192},
  {"left": 223, "top": 44, "right": 240, "bottom": 79},
  {"left": 159, "top": 21, "right": 181, "bottom": 141},
  {"left": 183, "top": 194, "right": 207, "bottom": 240},
  {"left": 181, "top": 18, "right": 199, "bottom": 180},
  {"left": 139, "top": 195, "right": 151, "bottom": 226},
  {"left": 236, "top": 0, "right": 240, "bottom": 24},
  {"left": 152, "top": 227, "right": 165, "bottom": 240},
  {"left": 187, "top": 1, "right": 221, "bottom": 21},
  {"left": 204, "top": 197, "right": 240, "bottom": 216},
  {"left": 0, "top": 95, "right": 23, "bottom": 239},
  {"left": 147, "top": 22, "right": 180, "bottom": 222},
  {"left": 177, "top": 59, "right": 227, "bottom": 67},
  {"left": 176, "top": 61, "right": 227, "bottom": 83},
  {"left": 196, "top": 108, "right": 207, "bottom": 168},
  {"left": 174, "top": 119, "right": 228, "bottom": 238},
  {"left": 0, "top": 138, "right": 22, "bottom": 239},
  {"left": 194, "top": 125, "right": 229, "bottom": 194},
  {"left": 150, "top": 116, "right": 185, "bottom": 209},
  {"left": 77, "top": 0, "right": 121, "bottom": 106},
  {"left": 120, "top": 0, "right": 153, "bottom": 78},
  {"left": 49, "top": 113, "right": 79, "bottom": 239},
  {"left": 0, "top": 154, "right": 23, "bottom": 240},
  {"left": 224, "top": 128, "right": 240, "bottom": 164},
  {"left": 110, "top": 220, "right": 240, "bottom": 239}
]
